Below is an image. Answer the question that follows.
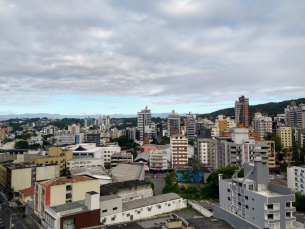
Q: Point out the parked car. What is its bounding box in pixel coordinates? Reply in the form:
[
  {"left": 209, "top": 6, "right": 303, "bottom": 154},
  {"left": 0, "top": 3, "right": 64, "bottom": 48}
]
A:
[
  {"left": 7, "top": 203, "right": 13, "bottom": 207},
  {"left": 0, "top": 222, "right": 5, "bottom": 229}
]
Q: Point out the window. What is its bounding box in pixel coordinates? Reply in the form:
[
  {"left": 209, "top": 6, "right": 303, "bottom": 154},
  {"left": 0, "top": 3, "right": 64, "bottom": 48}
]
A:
[
  {"left": 286, "top": 202, "right": 291, "bottom": 208},
  {"left": 286, "top": 212, "right": 291, "bottom": 218},
  {"left": 252, "top": 207, "right": 254, "bottom": 210},
  {"left": 267, "top": 214, "right": 273, "bottom": 219},
  {"left": 246, "top": 205, "right": 249, "bottom": 209},
  {"left": 227, "top": 188, "right": 230, "bottom": 192},
  {"left": 228, "top": 197, "right": 231, "bottom": 201},
  {"left": 252, "top": 198, "right": 254, "bottom": 201},
  {"left": 245, "top": 196, "right": 248, "bottom": 200},
  {"left": 113, "top": 207, "right": 117, "bottom": 210},
  {"left": 102, "top": 209, "right": 107, "bottom": 213}
]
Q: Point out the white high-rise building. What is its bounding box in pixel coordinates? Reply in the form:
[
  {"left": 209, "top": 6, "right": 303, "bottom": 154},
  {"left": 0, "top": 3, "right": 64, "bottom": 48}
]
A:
[
  {"left": 186, "top": 112, "right": 196, "bottom": 141},
  {"left": 167, "top": 110, "right": 180, "bottom": 137},
  {"left": 68, "top": 124, "right": 80, "bottom": 134},
  {"left": 137, "top": 106, "right": 152, "bottom": 141},
  {"left": 285, "top": 102, "right": 305, "bottom": 128},
  {"left": 252, "top": 112, "right": 272, "bottom": 140}
]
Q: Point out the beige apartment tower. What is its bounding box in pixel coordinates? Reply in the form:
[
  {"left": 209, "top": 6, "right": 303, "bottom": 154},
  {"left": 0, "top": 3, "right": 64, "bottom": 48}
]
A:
[{"left": 235, "top": 95, "right": 249, "bottom": 128}]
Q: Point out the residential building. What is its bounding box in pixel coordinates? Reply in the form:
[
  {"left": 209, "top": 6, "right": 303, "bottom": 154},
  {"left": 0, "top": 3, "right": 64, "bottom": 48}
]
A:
[
  {"left": 150, "top": 147, "right": 168, "bottom": 171},
  {"left": 98, "top": 115, "right": 111, "bottom": 126},
  {"left": 70, "top": 167, "right": 112, "bottom": 185},
  {"left": 68, "top": 124, "right": 80, "bottom": 134},
  {"left": 66, "top": 158, "right": 104, "bottom": 169},
  {"left": 167, "top": 110, "right": 180, "bottom": 136},
  {"left": 214, "top": 159, "right": 296, "bottom": 229},
  {"left": 19, "top": 186, "right": 35, "bottom": 206},
  {"left": 110, "top": 152, "right": 133, "bottom": 167},
  {"left": 235, "top": 95, "right": 250, "bottom": 128},
  {"left": 71, "top": 144, "right": 103, "bottom": 158},
  {"left": 0, "top": 163, "right": 59, "bottom": 192},
  {"left": 186, "top": 112, "right": 196, "bottom": 140},
  {"left": 0, "top": 149, "right": 39, "bottom": 163},
  {"left": 256, "top": 140, "right": 276, "bottom": 168},
  {"left": 211, "top": 115, "right": 235, "bottom": 138},
  {"left": 252, "top": 112, "right": 272, "bottom": 140},
  {"left": 170, "top": 134, "right": 188, "bottom": 168},
  {"left": 33, "top": 147, "right": 73, "bottom": 172},
  {"left": 141, "top": 144, "right": 158, "bottom": 153},
  {"left": 99, "top": 193, "right": 187, "bottom": 225},
  {"left": 102, "top": 145, "right": 121, "bottom": 168},
  {"left": 54, "top": 135, "right": 76, "bottom": 145},
  {"left": 84, "top": 118, "right": 94, "bottom": 128},
  {"left": 42, "top": 192, "right": 101, "bottom": 229},
  {"left": 122, "top": 127, "right": 137, "bottom": 141},
  {"left": 287, "top": 165, "right": 305, "bottom": 193},
  {"left": 34, "top": 175, "right": 100, "bottom": 219},
  {"left": 194, "top": 137, "right": 214, "bottom": 167},
  {"left": 276, "top": 126, "right": 292, "bottom": 148},
  {"left": 214, "top": 128, "right": 269, "bottom": 169},
  {"left": 137, "top": 106, "right": 152, "bottom": 141},
  {"left": 285, "top": 102, "right": 305, "bottom": 128},
  {"left": 134, "top": 152, "right": 149, "bottom": 165},
  {"left": 100, "top": 180, "right": 153, "bottom": 202},
  {"left": 87, "top": 132, "right": 101, "bottom": 146},
  {"left": 111, "top": 163, "right": 145, "bottom": 182}
]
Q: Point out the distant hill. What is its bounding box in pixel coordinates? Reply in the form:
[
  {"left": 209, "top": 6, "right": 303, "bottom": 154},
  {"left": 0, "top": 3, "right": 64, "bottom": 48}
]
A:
[{"left": 198, "top": 98, "right": 305, "bottom": 118}]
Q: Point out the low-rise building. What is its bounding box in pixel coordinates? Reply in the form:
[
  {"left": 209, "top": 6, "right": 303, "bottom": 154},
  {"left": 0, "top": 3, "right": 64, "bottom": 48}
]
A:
[
  {"left": 214, "top": 159, "right": 296, "bottom": 229},
  {"left": 276, "top": 126, "right": 292, "bottom": 149},
  {"left": 66, "top": 158, "right": 104, "bottom": 169},
  {"left": 134, "top": 152, "right": 149, "bottom": 165},
  {"left": 19, "top": 186, "right": 34, "bottom": 206},
  {"left": 100, "top": 193, "right": 187, "bottom": 225},
  {"left": 54, "top": 135, "right": 76, "bottom": 145},
  {"left": 100, "top": 180, "right": 153, "bottom": 202},
  {"left": 34, "top": 175, "right": 100, "bottom": 219},
  {"left": 111, "top": 163, "right": 145, "bottom": 182},
  {"left": 150, "top": 147, "right": 168, "bottom": 171},
  {"left": 111, "top": 152, "right": 133, "bottom": 168},
  {"left": 287, "top": 165, "right": 305, "bottom": 193},
  {"left": 70, "top": 167, "right": 112, "bottom": 185}
]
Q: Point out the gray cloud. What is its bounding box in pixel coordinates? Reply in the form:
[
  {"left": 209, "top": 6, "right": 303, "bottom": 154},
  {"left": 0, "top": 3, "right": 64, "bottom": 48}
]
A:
[{"left": 0, "top": 0, "right": 305, "bottom": 107}]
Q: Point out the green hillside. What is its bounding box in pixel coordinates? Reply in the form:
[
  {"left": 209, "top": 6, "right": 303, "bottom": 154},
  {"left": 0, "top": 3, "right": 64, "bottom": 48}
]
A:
[{"left": 198, "top": 98, "right": 305, "bottom": 118}]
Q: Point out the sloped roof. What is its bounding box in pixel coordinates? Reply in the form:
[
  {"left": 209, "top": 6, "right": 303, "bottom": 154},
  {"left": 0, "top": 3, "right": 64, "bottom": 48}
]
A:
[
  {"left": 20, "top": 186, "right": 34, "bottom": 196},
  {"left": 134, "top": 152, "right": 150, "bottom": 162},
  {"left": 111, "top": 164, "right": 144, "bottom": 182}
]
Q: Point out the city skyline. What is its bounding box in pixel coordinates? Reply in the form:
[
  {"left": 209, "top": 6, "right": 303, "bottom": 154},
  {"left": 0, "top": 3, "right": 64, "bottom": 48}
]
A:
[{"left": 1, "top": 1, "right": 305, "bottom": 115}]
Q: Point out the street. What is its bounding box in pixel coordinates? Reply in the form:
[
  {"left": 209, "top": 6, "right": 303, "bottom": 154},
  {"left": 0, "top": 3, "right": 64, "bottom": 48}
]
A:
[{"left": 0, "top": 191, "right": 33, "bottom": 229}]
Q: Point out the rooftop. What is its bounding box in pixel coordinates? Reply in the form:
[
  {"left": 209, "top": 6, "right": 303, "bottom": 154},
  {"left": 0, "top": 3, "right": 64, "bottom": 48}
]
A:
[
  {"left": 100, "top": 180, "right": 148, "bottom": 196},
  {"left": 123, "top": 193, "right": 181, "bottom": 211},
  {"left": 100, "top": 194, "right": 119, "bottom": 201},
  {"left": 19, "top": 186, "right": 34, "bottom": 196},
  {"left": 68, "top": 158, "right": 103, "bottom": 162},
  {"left": 50, "top": 201, "right": 85, "bottom": 213},
  {"left": 134, "top": 152, "right": 150, "bottom": 161},
  {"left": 111, "top": 163, "right": 144, "bottom": 182},
  {"left": 188, "top": 217, "right": 235, "bottom": 229},
  {"left": 70, "top": 167, "right": 110, "bottom": 179},
  {"left": 37, "top": 175, "right": 96, "bottom": 187}
]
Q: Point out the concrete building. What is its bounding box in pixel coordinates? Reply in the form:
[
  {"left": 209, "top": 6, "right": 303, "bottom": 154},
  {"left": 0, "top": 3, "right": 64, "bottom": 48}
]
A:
[
  {"left": 186, "top": 112, "right": 196, "bottom": 141},
  {"left": 235, "top": 95, "right": 250, "bottom": 128},
  {"left": 100, "top": 180, "right": 153, "bottom": 202},
  {"left": 0, "top": 163, "right": 59, "bottom": 192},
  {"left": 122, "top": 127, "right": 137, "bottom": 141},
  {"left": 19, "top": 186, "right": 34, "bottom": 206},
  {"left": 66, "top": 158, "right": 104, "bottom": 169},
  {"left": 194, "top": 137, "right": 214, "bottom": 168},
  {"left": 256, "top": 140, "right": 276, "bottom": 168},
  {"left": 55, "top": 135, "right": 76, "bottom": 145},
  {"left": 170, "top": 134, "right": 188, "bottom": 168},
  {"left": 0, "top": 149, "right": 40, "bottom": 163},
  {"left": 134, "top": 152, "right": 149, "bottom": 165},
  {"left": 84, "top": 118, "right": 94, "bottom": 128},
  {"left": 87, "top": 132, "right": 101, "bottom": 146},
  {"left": 214, "top": 160, "right": 296, "bottom": 229},
  {"left": 214, "top": 128, "right": 269, "bottom": 169},
  {"left": 33, "top": 147, "right": 73, "bottom": 172},
  {"left": 167, "top": 110, "right": 180, "bottom": 137},
  {"left": 285, "top": 102, "right": 305, "bottom": 128},
  {"left": 211, "top": 115, "right": 235, "bottom": 138},
  {"left": 111, "top": 163, "right": 145, "bottom": 182},
  {"left": 68, "top": 124, "right": 80, "bottom": 134},
  {"left": 34, "top": 175, "right": 100, "bottom": 219},
  {"left": 70, "top": 167, "right": 112, "bottom": 185},
  {"left": 150, "top": 147, "right": 168, "bottom": 171},
  {"left": 111, "top": 152, "right": 133, "bottom": 167},
  {"left": 137, "top": 106, "right": 152, "bottom": 141},
  {"left": 287, "top": 165, "right": 305, "bottom": 193},
  {"left": 42, "top": 192, "right": 101, "bottom": 229},
  {"left": 252, "top": 112, "right": 272, "bottom": 140},
  {"left": 99, "top": 193, "right": 186, "bottom": 225},
  {"left": 276, "top": 126, "right": 292, "bottom": 148}
]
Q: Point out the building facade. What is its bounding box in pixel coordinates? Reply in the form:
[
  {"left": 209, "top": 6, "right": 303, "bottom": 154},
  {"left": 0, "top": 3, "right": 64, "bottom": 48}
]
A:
[
  {"left": 110, "top": 153, "right": 133, "bottom": 167},
  {"left": 235, "top": 95, "right": 250, "bottom": 128},
  {"left": 167, "top": 110, "right": 180, "bottom": 137},
  {"left": 150, "top": 147, "right": 168, "bottom": 171},
  {"left": 137, "top": 106, "right": 152, "bottom": 141},
  {"left": 186, "top": 112, "right": 196, "bottom": 141},
  {"left": 287, "top": 165, "right": 305, "bottom": 193},
  {"left": 276, "top": 126, "right": 292, "bottom": 148},
  {"left": 194, "top": 137, "right": 214, "bottom": 167},
  {"left": 215, "top": 160, "right": 296, "bottom": 229},
  {"left": 170, "top": 134, "right": 188, "bottom": 168},
  {"left": 252, "top": 112, "right": 272, "bottom": 140}
]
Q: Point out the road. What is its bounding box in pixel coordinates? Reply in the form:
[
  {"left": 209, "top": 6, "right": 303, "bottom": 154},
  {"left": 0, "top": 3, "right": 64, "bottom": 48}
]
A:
[{"left": 0, "top": 191, "right": 32, "bottom": 229}]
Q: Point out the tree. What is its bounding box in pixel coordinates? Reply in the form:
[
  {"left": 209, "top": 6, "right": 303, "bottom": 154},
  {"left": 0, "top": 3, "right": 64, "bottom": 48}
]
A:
[
  {"left": 200, "top": 165, "right": 243, "bottom": 199},
  {"left": 293, "top": 191, "right": 305, "bottom": 212},
  {"left": 292, "top": 141, "right": 300, "bottom": 163},
  {"left": 43, "top": 140, "right": 51, "bottom": 146},
  {"left": 159, "top": 136, "right": 170, "bottom": 145},
  {"left": 8, "top": 187, "right": 15, "bottom": 201},
  {"left": 300, "top": 144, "right": 305, "bottom": 164},
  {"left": 165, "top": 171, "right": 178, "bottom": 186},
  {"left": 264, "top": 132, "right": 283, "bottom": 154},
  {"left": 14, "top": 140, "right": 29, "bottom": 149},
  {"left": 150, "top": 138, "right": 159, "bottom": 145},
  {"left": 60, "top": 167, "right": 72, "bottom": 178},
  {"left": 188, "top": 157, "right": 205, "bottom": 183},
  {"left": 131, "top": 142, "right": 140, "bottom": 161},
  {"left": 188, "top": 140, "right": 194, "bottom": 146}
]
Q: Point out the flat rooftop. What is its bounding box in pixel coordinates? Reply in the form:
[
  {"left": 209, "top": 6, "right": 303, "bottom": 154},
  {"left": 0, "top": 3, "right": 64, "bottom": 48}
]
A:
[
  {"left": 188, "top": 217, "right": 235, "bottom": 229},
  {"left": 68, "top": 158, "right": 103, "bottom": 162},
  {"left": 100, "top": 180, "right": 148, "bottom": 196},
  {"left": 100, "top": 194, "right": 119, "bottom": 201},
  {"left": 50, "top": 201, "right": 85, "bottom": 213},
  {"left": 70, "top": 167, "right": 110, "bottom": 178},
  {"left": 38, "top": 175, "right": 96, "bottom": 187}
]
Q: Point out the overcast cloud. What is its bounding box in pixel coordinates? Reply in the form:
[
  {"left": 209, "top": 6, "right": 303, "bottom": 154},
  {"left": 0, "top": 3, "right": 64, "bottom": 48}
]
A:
[{"left": 0, "top": 0, "right": 305, "bottom": 114}]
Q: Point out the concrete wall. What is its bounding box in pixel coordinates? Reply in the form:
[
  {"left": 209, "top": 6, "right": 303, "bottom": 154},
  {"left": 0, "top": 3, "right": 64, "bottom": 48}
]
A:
[
  {"left": 11, "top": 168, "right": 32, "bottom": 191},
  {"left": 100, "top": 197, "right": 123, "bottom": 217},
  {"left": 36, "top": 165, "right": 59, "bottom": 181},
  {"left": 187, "top": 200, "right": 213, "bottom": 217},
  {"left": 50, "top": 185, "right": 66, "bottom": 206},
  {"left": 72, "top": 179, "right": 100, "bottom": 202}
]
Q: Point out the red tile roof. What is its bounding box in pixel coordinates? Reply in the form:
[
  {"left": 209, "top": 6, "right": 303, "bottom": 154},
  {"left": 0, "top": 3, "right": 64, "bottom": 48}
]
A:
[{"left": 19, "top": 186, "right": 34, "bottom": 196}]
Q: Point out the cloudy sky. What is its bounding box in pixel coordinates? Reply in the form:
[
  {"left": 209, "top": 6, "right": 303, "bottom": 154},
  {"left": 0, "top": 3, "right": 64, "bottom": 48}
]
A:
[{"left": 1, "top": 0, "right": 305, "bottom": 115}]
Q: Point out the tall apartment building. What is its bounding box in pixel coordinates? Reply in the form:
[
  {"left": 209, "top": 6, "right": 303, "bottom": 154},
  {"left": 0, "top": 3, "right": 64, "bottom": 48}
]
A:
[
  {"left": 186, "top": 112, "right": 196, "bottom": 140},
  {"left": 170, "top": 134, "right": 188, "bottom": 168},
  {"left": 256, "top": 140, "right": 276, "bottom": 168},
  {"left": 276, "top": 126, "right": 292, "bottom": 148},
  {"left": 168, "top": 110, "right": 180, "bottom": 137},
  {"left": 214, "top": 160, "right": 296, "bottom": 229},
  {"left": 68, "top": 124, "right": 80, "bottom": 134},
  {"left": 98, "top": 115, "right": 110, "bottom": 125},
  {"left": 150, "top": 146, "right": 168, "bottom": 171},
  {"left": 33, "top": 147, "right": 72, "bottom": 172},
  {"left": 235, "top": 95, "right": 249, "bottom": 128},
  {"left": 0, "top": 163, "right": 59, "bottom": 192},
  {"left": 285, "top": 102, "right": 305, "bottom": 128},
  {"left": 194, "top": 137, "right": 214, "bottom": 168},
  {"left": 214, "top": 128, "right": 269, "bottom": 169},
  {"left": 252, "top": 112, "right": 272, "bottom": 140},
  {"left": 34, "top": 175, "right": 100, "bottom": 219},
  {"left": 137, "top": 106, "right": 152, "bottom": 141},
  {"left": 287, "top": 165, "right": 305, "bottom": 192},
  {"left": 86, "top": 132, "right": 101, "bottom": 146},
  {"left": 211, "top": 115, "right": 235, "bottom": 137}
]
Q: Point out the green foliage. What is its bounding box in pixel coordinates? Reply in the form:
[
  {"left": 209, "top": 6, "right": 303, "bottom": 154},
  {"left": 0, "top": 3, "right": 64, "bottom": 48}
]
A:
[
  {"left": 293, "top": 191, "right": 305, "bottom": 212},
  {"left": 111, "top": 136, "right": 135, "bottom": 149},
  {"left": 60, "top": 167, "right": 72, "bottom": 178},
  {"left": 165, "top": 171, "right": 178, "bottom": 186},
  {"left": 49, "top": 118, "right": 83, "bottom": 129},
  {"left": 188, "top": 140, "right": 194, "bottom": 146},
  {"left": 292, "top": 141, "right": 300, "bottom": 163},
  {"left": 280, "top": 161, "right": 288, "bottom": 173},
  {"left": 150, "top": 138, "right": 159, "bottom": 145},
  {"left": 43, "top": 134, "right": 54, "bottom": 140},
  {"left": 29, "top": 143, "right": 41, "bottom": 149},
  {"left": 145, "top": 181, "right": 155, "bottom": 192},
  {"left": 264, "top": 132, "right": 283, "bottom": 153},
  {"left": 201, "top": 165, "right": 244, "bottom": 199},
  {"left": 14, "top": 140, "right": 29, "bottom": 149},
  {"left": 159, "top": 136, "right": 170, "bottom": 145},
  {"left": 188, "top": 157, "right": 206, "bottom": 183}
]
